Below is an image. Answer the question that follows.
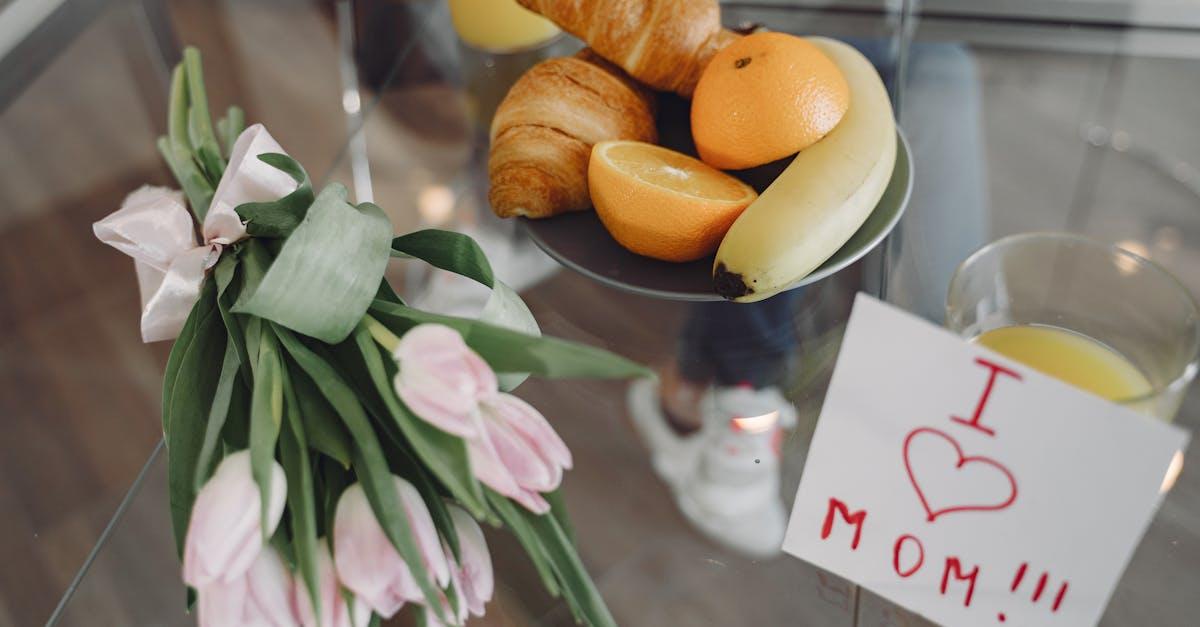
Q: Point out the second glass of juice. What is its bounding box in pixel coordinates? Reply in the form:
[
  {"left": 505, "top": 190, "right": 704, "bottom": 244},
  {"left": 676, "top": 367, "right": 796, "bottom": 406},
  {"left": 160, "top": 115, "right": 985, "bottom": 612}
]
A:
[{"left": 946, "top": 232, "right": 1200, "bottom": 420}]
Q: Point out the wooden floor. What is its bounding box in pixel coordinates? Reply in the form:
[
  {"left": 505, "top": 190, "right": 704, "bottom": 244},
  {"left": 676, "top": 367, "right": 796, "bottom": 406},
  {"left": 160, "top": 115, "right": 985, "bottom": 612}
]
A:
[{"left": 3, "top": 1, "right": 1200, "bottom": 626}]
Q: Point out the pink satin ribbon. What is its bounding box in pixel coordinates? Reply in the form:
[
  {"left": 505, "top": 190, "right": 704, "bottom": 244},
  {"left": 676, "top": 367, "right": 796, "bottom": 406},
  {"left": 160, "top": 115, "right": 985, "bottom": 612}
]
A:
[{"left": 94, "top": 124, "right": 297, "bottom": 342}]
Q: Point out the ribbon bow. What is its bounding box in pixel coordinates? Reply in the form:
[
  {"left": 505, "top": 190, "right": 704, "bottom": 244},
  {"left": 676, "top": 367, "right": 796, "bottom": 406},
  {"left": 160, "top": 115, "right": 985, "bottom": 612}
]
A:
[{"left": 94, "top": 124, "right": 297, "bottom": 342}]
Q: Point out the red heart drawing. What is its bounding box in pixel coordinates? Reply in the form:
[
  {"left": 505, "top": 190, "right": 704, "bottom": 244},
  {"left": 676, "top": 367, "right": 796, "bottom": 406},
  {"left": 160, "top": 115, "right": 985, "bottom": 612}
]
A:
[{"left": 903, "top": 427, "right": 1018, "bottom": 522}]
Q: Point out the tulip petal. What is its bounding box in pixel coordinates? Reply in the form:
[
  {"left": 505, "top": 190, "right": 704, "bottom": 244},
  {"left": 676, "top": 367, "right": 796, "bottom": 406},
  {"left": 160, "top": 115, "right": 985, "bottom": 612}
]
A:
[
  {"left": 245, "top": 548, "right": 297, "bottom": 627},
  {"left": 486, "top": 393, "right": 573, "bottom": 471},
  {"left": 465, "top": 430, "right": 522, "bottom": 500},
  {"left": 394, "top": 476, "right": 452, "bottom": 588},
  {"left": 197, "top": 578, "right": 247, "bottom": 627},
  {"left": 447, "top": 506, "right": 493, "bottom": 616},
  {"left": 509, "top": 487, "right": 552, "bottom": 515},
  {"left": 394, "top": 369, "right": 480, "bottom": 438},
  {"left": 332, "top": 479, "right": 452, "bottom": 618},
  {"left": 183, "top": 451, "right": 288, "bottom": 588},
  {"left": 333, "top": 485, "right": 412, "bottom": 618},
  {"left": 296, "top": 538, "right": 369, "bottom": 627},
  {"left": 480, "top": 409, "right": 556, "bottom": 492},
  {"left": 393, "top": 324, "right": 498, "bottom": 438}
]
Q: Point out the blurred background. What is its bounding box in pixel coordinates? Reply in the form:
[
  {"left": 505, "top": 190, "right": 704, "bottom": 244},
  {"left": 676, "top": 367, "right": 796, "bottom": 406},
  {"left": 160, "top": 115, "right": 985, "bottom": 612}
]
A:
[{"left": 1, "top": 0, "right": 1198, "bottom": 625}]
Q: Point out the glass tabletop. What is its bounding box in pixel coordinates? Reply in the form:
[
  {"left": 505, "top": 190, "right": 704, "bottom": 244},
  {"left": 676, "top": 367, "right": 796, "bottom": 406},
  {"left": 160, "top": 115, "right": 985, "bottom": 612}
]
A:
[{"left": 1, "top": 1, "right": 1197, "bottom": 625}]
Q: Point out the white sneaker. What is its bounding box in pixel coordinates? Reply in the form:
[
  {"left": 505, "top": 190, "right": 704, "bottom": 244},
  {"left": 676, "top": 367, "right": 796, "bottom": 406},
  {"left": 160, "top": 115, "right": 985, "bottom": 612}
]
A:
[
  {"left": 628, "top": 380, "right": 796, "bottom": 559},
  {"left": 627, "top": 378, "right": 706, "bottom": 487}
]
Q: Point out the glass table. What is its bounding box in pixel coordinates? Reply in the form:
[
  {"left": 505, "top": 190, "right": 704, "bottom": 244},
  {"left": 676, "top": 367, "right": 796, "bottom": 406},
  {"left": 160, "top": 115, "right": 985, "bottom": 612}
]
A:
[{"left": 0, "top": 1, "right": 1196, "bottom": 625}]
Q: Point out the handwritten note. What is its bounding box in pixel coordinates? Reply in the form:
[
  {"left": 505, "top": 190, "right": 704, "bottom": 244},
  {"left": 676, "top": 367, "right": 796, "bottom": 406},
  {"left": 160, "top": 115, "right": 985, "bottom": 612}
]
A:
[{"left": 783, "top": 294, "right": 1189, "bottom": 626}]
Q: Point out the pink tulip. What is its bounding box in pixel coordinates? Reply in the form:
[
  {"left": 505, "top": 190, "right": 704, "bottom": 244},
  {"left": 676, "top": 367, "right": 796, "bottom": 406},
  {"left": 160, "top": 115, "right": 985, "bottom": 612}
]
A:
[
  {"left": 446, "top": 505, "right": 493, "bottom": 617},
  {"left": 469, "top": 393, "right": 573, "bottom": 514},
  {"left": 333, "top": 479, "right": 451, "bottom": 618},
  {"left": 393, "top": 323, "right": 573, "bottom": 514},
  {"left": 196, "top": 547, "right": 297, "bottom": 627},
  {"left": 393, "top": 324, "right": 497, "bottom": 438},
  {"left": 184, "top": 450, "right": 287, "bottom": 588},
  {"left": 294, "top": 538, "right": 372, "bottom": 627}
]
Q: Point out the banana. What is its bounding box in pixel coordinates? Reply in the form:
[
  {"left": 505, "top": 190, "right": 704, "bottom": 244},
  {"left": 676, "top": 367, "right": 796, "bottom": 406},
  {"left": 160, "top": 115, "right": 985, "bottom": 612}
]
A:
[{"left": 712, "top": 37, "right": 897, "bottom": 302}]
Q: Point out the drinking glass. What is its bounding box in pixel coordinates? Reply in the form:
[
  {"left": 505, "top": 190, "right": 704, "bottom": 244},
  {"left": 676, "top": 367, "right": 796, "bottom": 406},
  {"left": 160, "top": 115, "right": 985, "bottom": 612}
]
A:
[{"left": 946, "top": 232, "right": 1200, "bottom": 421}]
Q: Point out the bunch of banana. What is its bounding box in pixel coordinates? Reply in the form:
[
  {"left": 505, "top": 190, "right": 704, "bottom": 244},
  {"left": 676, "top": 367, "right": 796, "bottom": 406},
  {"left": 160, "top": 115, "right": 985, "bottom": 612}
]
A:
[{"left": 713, "top": 37, "right": 897, "bottom": 302}]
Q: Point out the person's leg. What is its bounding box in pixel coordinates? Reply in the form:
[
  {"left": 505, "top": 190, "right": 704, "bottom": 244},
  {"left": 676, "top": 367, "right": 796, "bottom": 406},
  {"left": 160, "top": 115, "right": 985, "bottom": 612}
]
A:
[
  {"left": 628, "top": 291, "right": 803, "bottom": 558},
  {"left": 660, "top": 291, "right": 801, "bottom": 433}
]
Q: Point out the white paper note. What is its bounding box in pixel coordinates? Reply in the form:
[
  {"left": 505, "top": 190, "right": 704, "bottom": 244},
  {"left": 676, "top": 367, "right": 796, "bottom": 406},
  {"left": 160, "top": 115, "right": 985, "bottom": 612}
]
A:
[{"left": 783, "top": 294, "right": 1189, "bottom": 627}]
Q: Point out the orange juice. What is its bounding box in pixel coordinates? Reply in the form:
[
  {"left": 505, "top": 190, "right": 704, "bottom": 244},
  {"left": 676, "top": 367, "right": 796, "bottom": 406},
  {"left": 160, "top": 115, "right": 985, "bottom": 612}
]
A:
[
  {"left": 448, "top": 0, "right": 560, "bottom": 51},
  {"left": 974, "top": 325, "right": 1152, "bottom": 402}
]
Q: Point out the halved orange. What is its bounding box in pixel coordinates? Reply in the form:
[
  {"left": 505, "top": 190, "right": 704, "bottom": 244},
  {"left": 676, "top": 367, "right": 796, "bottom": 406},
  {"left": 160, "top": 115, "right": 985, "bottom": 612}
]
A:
[{"left": 588, "top": 141, "right": 757, "bottom": 262}]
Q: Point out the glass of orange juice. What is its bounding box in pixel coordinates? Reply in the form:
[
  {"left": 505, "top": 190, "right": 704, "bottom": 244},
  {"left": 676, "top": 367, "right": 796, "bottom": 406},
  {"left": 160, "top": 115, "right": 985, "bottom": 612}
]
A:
[
  {"left": 946, "top": 232, "right": 1200, "bottom": 421},
  {"left": 445, "top": 0, "right": 572, "bottom": 131},
  {"left": 447, "top": 0, "right": 561, "bottom": 52}
]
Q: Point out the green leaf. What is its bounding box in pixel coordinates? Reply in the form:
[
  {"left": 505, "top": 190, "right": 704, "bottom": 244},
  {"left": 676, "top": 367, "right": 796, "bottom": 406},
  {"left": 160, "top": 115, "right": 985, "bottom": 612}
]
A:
[
  {"left": 270, "top": 533, "right": 296, "bottom": 569},
  {"left": 486, "top": 491, "right": 560, "bottom": 598},
  {"left": 391, "top": 229, "right": 494, "bottom": 287},
  {"left": 193, "top": 340, "right": 241, "bottom": 491},
  {"left": 220, "top": 378, "right": 251, "bottom": 450},
  {"left": 234, "top": 184, "right": 392, "bottom": 343},
  {"left": 287, "top": 361, "right": 353, "bottom": 468},
  {"left": 235, "top": 154, "right": 314, "bottom": 238},
  {"left": 352, "top": 324, "right": 490, "bottom": 519},
  {"left": 369, "top": 300, "right": 651, "bottom": 380},
  {"left": 481, "top": 279, "right": 541, "bottom": 391},
  {"left": 164, "top": 280, "right": 225, "bottom": 558},
  {"left": 280, "top": 367, "right": 322, "bottom": 624},
  {"left": 243, "top": 316, "right": 263, "bottom": 375},
  {"left": 159, "top": 51, "right": 217, "bottom": 219},
  {"left": 162, "top": 278, "right": 210, "bottom": 435},
  {"left": 392, "top": 229, "right": 539, "bottom": 389},
  {"left": 189, "top": 107, "right": 226, "bottom": 184},
  {"left": 182, "top": 48, "right": 225, "bottom": 185},
  {"left": 319, "top": 457, "right": 352, "bottom": 538},
  {"left": 213, "top": 253, "right": 251, "bottom": 381},
  {"left": 157, "top": 136, "right": 213, "bottom": 223},
  {"left": 522, "top": 501, "right": 616, "bottom": 627},
  {"left": 249, "top": 330, "right": 284, "bottom": 538},
  {"left": 273, "top": 325, "right": 447, "bottom": 621},
  {"left": 545, "top": 488, "right": 576, "bottom": 545},
  {"left": 486, "top": 489, "right": 614, "bottom": 627},
  {"left": 166, "top": 64, "right": 191, "bottom": 152},
  {"left": 236, "top": 241, "right": 272, "bottom": 357},
  {"left": 216, "top": 105, "right": 245, "bottom": 160},
  {"left": 375, "top": 278, "right": 403, "bottom": 305}
]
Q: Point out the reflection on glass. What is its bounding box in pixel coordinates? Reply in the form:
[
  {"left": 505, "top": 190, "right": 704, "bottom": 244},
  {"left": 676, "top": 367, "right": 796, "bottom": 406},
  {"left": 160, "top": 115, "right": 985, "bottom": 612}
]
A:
[{"left": 947, "top": 232, "right": 1200, "bottom": 422}]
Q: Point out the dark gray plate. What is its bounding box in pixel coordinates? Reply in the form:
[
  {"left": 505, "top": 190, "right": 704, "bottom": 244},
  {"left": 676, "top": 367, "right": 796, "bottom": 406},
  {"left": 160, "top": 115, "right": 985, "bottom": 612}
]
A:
[{"left": 524, "top": 121, "right": 912, "bottom": 302}]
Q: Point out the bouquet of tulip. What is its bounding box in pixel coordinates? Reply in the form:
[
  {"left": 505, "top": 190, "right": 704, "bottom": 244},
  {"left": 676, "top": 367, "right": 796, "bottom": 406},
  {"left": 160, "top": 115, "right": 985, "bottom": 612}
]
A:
[{"left": 94, "top": 48, "right": 646, "bottom": 627}]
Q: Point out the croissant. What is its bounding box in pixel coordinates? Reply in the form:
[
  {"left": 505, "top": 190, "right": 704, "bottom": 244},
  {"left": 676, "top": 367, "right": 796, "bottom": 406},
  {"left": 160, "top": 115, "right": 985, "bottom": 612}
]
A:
[
  {"left": 489, "top": 50, "right": 657, "bottom": 219},
  {"left": 517, "top": 0, "right": 738, "bottom": 97}
]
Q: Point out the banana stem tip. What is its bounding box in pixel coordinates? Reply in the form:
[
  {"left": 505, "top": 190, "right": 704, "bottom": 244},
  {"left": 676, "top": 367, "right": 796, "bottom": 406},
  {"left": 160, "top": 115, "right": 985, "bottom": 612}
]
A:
[{"left": 713, "top": 263, "right": 753, "bottom": 300}]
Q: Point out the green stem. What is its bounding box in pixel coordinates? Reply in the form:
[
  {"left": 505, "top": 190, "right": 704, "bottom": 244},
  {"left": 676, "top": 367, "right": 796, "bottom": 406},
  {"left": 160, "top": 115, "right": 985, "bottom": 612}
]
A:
[
  {"left": 167, "top": 65, "right": 190, "bottom": 150},
  {"left": 183, "top": 48, "right": 219, "bottom": 149},
  {"left": 362, "top": 315, "right": 400, "bottom": 352}
]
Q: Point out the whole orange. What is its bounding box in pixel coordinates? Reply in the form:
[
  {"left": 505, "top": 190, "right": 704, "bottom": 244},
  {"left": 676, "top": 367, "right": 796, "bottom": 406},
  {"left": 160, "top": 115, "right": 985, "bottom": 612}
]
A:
[{"left": 691, "top": 32, "right": 850, "bottom": 170}]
